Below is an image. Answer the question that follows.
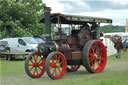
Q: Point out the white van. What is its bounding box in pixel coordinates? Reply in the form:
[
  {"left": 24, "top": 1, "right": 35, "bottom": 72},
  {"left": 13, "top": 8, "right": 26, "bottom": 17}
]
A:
[{"left": 2, "top": 37, "right": 38, "bottom": 52}]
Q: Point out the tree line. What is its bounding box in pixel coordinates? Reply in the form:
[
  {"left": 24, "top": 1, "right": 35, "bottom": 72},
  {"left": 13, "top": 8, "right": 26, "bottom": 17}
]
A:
[
  {"left": 0, "top": 0, "right": 46, "bottom": 39},
  {"left": 100, "top": 25, "right": 125, "bottom": 33}
]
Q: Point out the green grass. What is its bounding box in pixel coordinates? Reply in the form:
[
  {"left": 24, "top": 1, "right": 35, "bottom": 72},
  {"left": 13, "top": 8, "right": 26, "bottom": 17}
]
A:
[
  {"left": 86, "top": 72, "right": 128, "bottom": 85},
  {"left": 0, "top": 51, "right": 128, "bottom": 85},
  {"left": 61, "top": 72, "right": 128, "bottom": 85},
  {"left": 0, "top": 59, "right": 25, "bottom": 76},
  {"left": 107, "top": 50, "right": 128, "bottom": 63}
]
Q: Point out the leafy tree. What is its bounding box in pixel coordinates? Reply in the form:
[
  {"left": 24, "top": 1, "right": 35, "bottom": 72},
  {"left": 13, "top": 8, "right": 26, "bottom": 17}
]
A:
[{"left": 0, "top": 0, "right": 46, "bottom": 39}]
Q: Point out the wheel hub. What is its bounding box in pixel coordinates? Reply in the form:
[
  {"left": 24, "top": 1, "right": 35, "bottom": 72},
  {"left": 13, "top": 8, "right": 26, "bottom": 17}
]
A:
[
  {"left": 52, "top": 63, "right": 60, "bottom": 68},
  {"left": 33, "top": 63, "right": 39, "bottom": 67},
  {"left": 55, "top": 63, "right": 60, "bottom": 67},
  {"left": 94, "top": 54, "right": 98, "bottom": 58}
]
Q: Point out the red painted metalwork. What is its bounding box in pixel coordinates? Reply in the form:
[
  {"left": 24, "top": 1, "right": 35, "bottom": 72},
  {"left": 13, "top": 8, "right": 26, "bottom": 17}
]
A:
[
  {"left": 25, "top": 52, "right": 46, "bottom": 78},
  {"left": 88, "top": 40, "right": 107, "bottom": 72},
  {"left": 45, "top": 52, "right": 67, "bottom": 79},
  {"left": 67, "top": 65, "right": 80, "bottom": 72}
]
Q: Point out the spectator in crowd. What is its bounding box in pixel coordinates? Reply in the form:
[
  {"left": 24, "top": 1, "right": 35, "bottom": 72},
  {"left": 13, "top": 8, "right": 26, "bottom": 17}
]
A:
[{"left": 114, "top": 37, "right": 124, "bottom": 58}]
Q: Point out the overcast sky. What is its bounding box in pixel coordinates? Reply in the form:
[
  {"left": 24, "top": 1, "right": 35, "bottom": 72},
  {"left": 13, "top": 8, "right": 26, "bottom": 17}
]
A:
[{"left": 43, "top": 0, "right": 128, "bottom": 26}]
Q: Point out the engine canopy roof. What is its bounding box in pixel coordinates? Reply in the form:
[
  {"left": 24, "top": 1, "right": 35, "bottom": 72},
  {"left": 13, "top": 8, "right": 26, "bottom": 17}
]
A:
[{"left": 40, "top": 13, "right": 112, "bottom": 24}]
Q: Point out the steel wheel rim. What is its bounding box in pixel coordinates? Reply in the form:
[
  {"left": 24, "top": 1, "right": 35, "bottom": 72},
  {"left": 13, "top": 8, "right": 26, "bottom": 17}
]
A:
[
  {"left": 88, "top": 41, "right": 107, "bottom": 72},
  {"left": 48, "top": 53, "right": 66, "bottom": 79},
  {"left": 27, "top": 53, "right": 45, "bottom": 77}
]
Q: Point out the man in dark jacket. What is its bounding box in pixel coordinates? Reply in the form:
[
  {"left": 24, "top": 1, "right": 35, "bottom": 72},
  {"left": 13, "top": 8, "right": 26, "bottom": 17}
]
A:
[{"left": 114, "top": 37, "right": 124, "bottom": 58}]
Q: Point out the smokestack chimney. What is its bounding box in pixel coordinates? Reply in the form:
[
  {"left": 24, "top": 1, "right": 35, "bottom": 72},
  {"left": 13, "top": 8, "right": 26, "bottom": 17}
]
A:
[
  {"left": 126, "top": 19, "right": 128, "bottom": 32},
  {"left": 44, "top": 7, "right": 51, "bottom": 41}
]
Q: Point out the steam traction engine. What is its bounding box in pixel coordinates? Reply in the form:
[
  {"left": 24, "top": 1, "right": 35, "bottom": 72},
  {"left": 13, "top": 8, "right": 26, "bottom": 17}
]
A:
[{"left": 25, "top": 7, "right": 112, "bottom": 80}]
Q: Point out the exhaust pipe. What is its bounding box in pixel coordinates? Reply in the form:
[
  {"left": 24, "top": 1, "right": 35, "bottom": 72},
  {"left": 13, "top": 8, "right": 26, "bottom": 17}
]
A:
[{"left": 44, "top": 7, "right": 51, "bottom": 41}]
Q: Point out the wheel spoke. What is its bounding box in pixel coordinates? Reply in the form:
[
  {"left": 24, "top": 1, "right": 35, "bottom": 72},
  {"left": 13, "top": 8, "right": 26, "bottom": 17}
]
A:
[
  {"left": 99, "top": 47, "right": 104, "bottom": 52},
  {"left": 51, "top": 57, "right": 54, "bottom": 63},
  {"left": 97, "top": 57, "right": 104, "bottom": 60},
  {"left": 33, "top": 55, "right": 36, "bottom": 63},
  {"left": 97, "top": 52, "right": 101, "bottom": 57},
  {"left": 95, "top": 48, "right": 98, "bottom": 54},
  {"left": 89, "top": 58, "right": 94, "bottom": 62},
  {"left": 38, "top": 58, "right": 42, "bottom": 64},
  {"left": 38, "top": 66, "right": 42, "bottom": 71},
  {"left": 33, "top": 68, "right": 36, "bottom": 75},
  {"left": 51, "top": 68, "right": 55, "bottom": 75},
  {"left": 55, "top": 55, "right": 58, "bottom": 63},
  {"left": 91, "top": 47, "right": 95, "bottom": 54},
  {"left": 29, "top": 66, "right": 34, "bottom": 72},
  {"left": 91, "top": 58, "right": 96, "bottom": 67},
  {"left": 59, "top": 61, "right": 63, "bottom": 65},
  {"left": 55, "top": 68, "right": 57, "bottom": 76},
  {"left": 56, "top": 55, "right": 60, "bottom": 63},
  {"left": 35, "top": 67, "right": 38, "bottom": 75},
  {"left": 89, "top": 55, "right": 95, "bottom": 62},
  {"left": 89, "top": 53, "right": 94, "bottom": 57},
  {"left": 35, "top": 55, "right": 38, "bottom": 62},
  {"left": 89, "top": 54, "right": 94, "bottom": 60},
  {"left": 58, "top": 67, "right": 61, "bottom": 73},
  {"left": 28, "top": 64, "right": 33, "bottom": 66},
  {"left": 30, "top": 59, "right": 34, "bottom": 64},
  {"left": 38, "top": 64, "right": 43, "bottom": 66},
  {"left": 94, "top": 43, "right": 98, "bottom": 52}
]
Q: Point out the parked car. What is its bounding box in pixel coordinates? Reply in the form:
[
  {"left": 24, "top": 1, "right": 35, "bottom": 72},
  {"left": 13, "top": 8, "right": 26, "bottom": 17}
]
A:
[
  {"left": 123, "top": 39, "right": 128, "bottom": 48},
  {"left": 34, "top": 37, "right": 45, "bottom": 44},
  {"left": 0, "top": 40, "right": 10, "bottom": 59},
  {"left": 2, "top": 37, "right": 38, "bottom": 52},
  {"left": 0, "top": 40, "right": 10, "bottom": 52}
]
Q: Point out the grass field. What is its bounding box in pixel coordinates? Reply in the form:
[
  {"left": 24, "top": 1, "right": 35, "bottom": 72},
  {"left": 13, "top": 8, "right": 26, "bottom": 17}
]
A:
[{"left": 0, "top": 51, "right": 128, "bottom": 85}]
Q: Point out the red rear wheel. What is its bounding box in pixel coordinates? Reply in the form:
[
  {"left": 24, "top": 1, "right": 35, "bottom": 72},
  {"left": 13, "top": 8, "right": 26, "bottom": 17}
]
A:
[
  {"left": 25, "top": 52, "right": 45, "bottom": 78},
  {"left": 67, "top": 65, "right": 80, "bottom": 72},
  {"left": 83, "top": 40, "right": 107, "bottom": 73},
  {"left": 45, "top": 52, "right": 67, "bottom": 80}
]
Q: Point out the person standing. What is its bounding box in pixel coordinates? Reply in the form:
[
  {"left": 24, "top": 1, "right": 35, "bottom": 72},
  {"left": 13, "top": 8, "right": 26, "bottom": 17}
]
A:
[{"left": 114, "top": 37, "right": 124, "bottom": 58}]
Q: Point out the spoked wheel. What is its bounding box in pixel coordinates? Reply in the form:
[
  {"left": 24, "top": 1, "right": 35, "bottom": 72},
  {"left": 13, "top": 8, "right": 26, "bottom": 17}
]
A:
[
  {"left": 45, "top": 52, "right": 67, "bottom": 80},
  {"left": 67, "top": 65, "right": 80, "bottom": 72},
  {"left": 83, "top": 40, "right": 107, "bottom": 73},
  {"left": 25, "top": 52, "right": 46, "bottom": 78}
]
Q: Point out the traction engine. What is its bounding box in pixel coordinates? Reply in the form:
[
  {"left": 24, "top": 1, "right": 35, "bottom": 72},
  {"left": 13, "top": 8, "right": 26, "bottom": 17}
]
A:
[{"left": 25, "top": 7, "right": 112, "bottom": 80}]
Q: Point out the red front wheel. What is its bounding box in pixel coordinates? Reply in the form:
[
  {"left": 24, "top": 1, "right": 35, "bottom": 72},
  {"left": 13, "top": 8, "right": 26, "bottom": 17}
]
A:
[
  {"left": 25, "top": 52, "right": 46, "bottom": 78},
  {"left": 45, "top": 52, "right": 67, "bottom": 80},
  {"left": 83, "top": 40, "right": 107, "bottom": 73}
]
